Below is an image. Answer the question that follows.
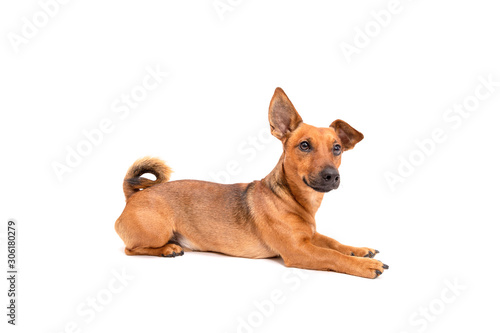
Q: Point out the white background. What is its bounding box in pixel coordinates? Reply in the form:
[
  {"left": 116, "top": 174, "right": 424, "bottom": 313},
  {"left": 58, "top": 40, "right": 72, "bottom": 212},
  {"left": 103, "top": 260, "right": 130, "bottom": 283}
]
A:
[{"left": 1, "top": 0, "right": 500, "bottom": 332}]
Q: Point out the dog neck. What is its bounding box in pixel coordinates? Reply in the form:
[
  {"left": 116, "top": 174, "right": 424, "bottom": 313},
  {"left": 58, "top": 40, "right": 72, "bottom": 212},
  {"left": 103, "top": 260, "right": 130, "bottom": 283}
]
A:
[{"left": 263, "top": 153, "right": 325, "bottom": 217}]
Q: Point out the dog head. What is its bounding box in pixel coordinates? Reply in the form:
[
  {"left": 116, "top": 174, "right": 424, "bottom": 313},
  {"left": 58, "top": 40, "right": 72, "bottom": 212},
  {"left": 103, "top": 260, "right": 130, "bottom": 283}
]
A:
[{"left": 269, "top": 87, "right": 363, "bottom": 193}]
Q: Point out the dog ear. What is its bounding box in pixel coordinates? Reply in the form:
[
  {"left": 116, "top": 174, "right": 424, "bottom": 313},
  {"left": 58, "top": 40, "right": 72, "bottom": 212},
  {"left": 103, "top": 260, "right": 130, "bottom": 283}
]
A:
[
  {"left": 330, "top": 119, "right": 364, "bottom": 151},
  {"left": 269, "top": 88, "right": 303, "bottom": 140}
]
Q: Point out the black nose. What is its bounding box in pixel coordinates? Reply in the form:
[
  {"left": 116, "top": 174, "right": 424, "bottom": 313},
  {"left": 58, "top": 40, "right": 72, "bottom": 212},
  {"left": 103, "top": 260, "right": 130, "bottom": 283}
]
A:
[{"left": 321, "top": 167, "right": 340, "bottom": 185}]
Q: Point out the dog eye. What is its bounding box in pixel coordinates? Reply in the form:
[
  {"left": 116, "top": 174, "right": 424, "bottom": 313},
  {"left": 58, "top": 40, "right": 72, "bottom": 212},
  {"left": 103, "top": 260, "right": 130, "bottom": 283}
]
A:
[
  {"left": 299, "top": 141, "right": 311, "bottom": 151},
  {"left": 333, "top": 144, "right": 342, "bottom": 156}
]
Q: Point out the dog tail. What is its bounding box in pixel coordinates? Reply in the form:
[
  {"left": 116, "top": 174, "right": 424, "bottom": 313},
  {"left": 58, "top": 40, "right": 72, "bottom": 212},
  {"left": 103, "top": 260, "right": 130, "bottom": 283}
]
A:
[{"left": 123, "top": 157, "right": 172, "bottom": 200}]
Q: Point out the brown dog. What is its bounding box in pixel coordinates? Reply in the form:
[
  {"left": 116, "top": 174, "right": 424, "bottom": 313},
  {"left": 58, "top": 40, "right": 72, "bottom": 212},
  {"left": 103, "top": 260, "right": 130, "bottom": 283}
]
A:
[{"left": 115, "top": 88, "right": 388, "bottom": 278}]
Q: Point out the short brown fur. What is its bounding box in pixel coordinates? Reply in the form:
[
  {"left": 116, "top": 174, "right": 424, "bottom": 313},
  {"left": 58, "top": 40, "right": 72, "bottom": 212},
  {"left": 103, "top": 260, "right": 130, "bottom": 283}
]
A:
[{"left": 115, "top": 87, "right": 388, "bottom": 279}]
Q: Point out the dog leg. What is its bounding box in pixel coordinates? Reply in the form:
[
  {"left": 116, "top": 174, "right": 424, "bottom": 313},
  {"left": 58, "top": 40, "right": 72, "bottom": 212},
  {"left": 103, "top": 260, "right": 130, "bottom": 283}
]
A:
[
  {"left": 125, "top": 243, "right": 184, "bottom": 257},
  {"left": 312, "top": 232, "right": 379, "bottom": 258},
  {"left": 281, "top": 240, "right": 387, "bottom": 279},
  {"left": 115, "top": 208, "right": 181, "bottom": 257}
]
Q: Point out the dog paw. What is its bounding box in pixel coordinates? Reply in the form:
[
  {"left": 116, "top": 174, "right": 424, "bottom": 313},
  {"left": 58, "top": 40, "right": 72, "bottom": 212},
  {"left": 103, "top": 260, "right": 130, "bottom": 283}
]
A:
[
  {"left": 160, "top": 243, "right": 184, "bottom": 258},
  {"left": 351, "top": 257, "right": 389, "bottom": 279},
  {"left": 347, "top": 247, "right": 379, "bottom": 258},
  {"left": 161, "top": 250, "right": 184, "bottom": 258}
]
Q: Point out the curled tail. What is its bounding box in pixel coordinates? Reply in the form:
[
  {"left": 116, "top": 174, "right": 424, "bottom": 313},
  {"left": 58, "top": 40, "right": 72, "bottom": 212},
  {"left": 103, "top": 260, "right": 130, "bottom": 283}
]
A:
[{"left": 123, "top": 157, "right": 172, "bottom": 200}]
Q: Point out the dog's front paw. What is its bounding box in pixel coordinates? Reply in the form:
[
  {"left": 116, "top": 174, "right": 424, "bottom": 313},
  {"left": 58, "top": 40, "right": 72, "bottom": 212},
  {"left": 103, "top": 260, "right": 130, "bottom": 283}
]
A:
[
  {"left": 350, "top": 257, "right": 389, "bottom": 279},
  {"left": 347, "top": 247, "right": 379, "bottom": 258}
]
